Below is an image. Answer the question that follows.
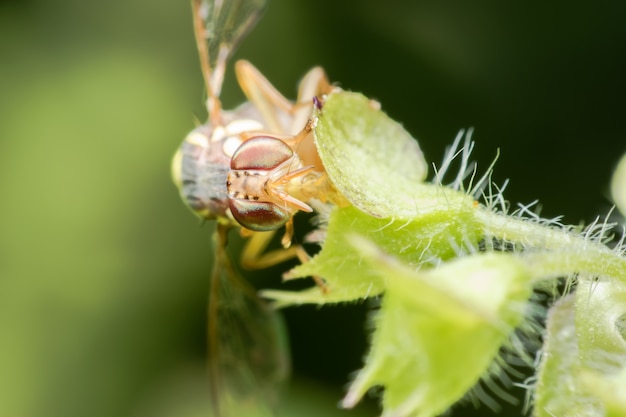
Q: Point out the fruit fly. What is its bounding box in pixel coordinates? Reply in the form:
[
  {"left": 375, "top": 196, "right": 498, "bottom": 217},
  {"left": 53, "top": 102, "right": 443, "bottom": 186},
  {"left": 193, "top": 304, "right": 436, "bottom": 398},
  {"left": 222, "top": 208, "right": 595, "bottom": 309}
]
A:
[{"left": 171, "top": 0, "right": 335, "bottom": 415}]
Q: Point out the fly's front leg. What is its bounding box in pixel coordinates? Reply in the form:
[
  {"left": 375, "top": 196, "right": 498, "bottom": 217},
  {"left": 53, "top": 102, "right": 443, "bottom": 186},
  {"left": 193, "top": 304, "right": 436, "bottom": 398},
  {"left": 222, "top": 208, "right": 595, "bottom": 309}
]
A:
[
  {"left": 289, "top": 244, "right": 329, "bottom": 294},
  {"left": 235, "top": 60, "right": 332, "bottom": 135},
  {"left": 235, "top": 60, "right": 294, "bottom": 134},
  {"left": 239, "top": 229, "right": 298, "bottom": 270},
  {"left": 290, "top": 66, "right": 331, "bottom": 133},
  {"left": 289, "top": 69, "right": 332, "bottom": 170},
  {"left": 239, "top": 229, "right": 329, "bottom": 293}
]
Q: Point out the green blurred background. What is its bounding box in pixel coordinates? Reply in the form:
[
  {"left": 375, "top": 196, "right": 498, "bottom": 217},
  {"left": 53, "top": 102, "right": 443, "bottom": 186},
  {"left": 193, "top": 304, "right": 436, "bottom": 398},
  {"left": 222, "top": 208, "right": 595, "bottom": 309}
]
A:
[{"left": 1, "top": 0, "right": 625, "bottom": 416}]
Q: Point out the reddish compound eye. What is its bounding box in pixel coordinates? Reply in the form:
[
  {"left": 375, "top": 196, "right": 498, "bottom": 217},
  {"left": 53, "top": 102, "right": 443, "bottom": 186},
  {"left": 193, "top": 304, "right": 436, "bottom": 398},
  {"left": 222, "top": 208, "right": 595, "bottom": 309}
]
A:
[
  {"left": 229, "top": 199, "right": 290, "bottom": 231},
  {"left": 230, "top": 136, "right": 293, "bottom": 170}
]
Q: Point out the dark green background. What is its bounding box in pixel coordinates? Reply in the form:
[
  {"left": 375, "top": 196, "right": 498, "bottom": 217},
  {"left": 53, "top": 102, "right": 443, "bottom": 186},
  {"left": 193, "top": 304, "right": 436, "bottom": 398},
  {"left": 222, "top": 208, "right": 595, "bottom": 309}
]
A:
[{"left": 1, "top": 0, "right": 624, "bottom": 416}]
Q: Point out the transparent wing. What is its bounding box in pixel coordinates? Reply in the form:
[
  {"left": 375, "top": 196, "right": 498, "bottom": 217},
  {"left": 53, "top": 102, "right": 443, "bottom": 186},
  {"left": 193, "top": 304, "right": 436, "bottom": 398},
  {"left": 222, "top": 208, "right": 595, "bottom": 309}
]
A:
[
  {"left": 193, "top": 0, "right": 266, "bottom": 105},
  {"left": 201, "top": 0, "right": 266, "bottom": 75},
  {"left": 207, "top": 224, "right": 289, "bottom": 417}
]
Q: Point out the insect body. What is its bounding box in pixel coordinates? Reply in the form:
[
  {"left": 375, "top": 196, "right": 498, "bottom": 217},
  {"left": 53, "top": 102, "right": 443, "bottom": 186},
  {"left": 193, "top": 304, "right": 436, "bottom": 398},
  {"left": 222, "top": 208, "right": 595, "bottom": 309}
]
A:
[{"left": 172, "top": 1, "right": 336, "bottom": 416}]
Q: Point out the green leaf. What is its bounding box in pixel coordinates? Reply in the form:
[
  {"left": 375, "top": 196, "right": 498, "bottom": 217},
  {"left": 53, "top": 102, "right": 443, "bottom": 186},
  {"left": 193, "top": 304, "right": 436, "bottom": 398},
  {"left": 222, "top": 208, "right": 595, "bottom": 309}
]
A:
[
  {"left": 581, "top": 368, "right": 626, "bottom": 417},
  {"left": 534, "top": 280, "right": 626, "bottom": 417},
  {"left": 533, "top": 295, "right": 595, "bottom": 416},
  {"left": 314, "top": 91, "right": 429, "bottom": 218},
  {"left": 577, "top": 280, "right": 626, "bottom": 416},
  {"left": 339, "top": 239, "right": 532, "bottom": 417},
  {"left": 576, "top": 280, "right": 626, "bottom": 371},
  {"left": 263, "top": 200, "right": 480, "bottom": 305},
  {"left": 611, "top": 152, "right": 626, "bottom": 218}
]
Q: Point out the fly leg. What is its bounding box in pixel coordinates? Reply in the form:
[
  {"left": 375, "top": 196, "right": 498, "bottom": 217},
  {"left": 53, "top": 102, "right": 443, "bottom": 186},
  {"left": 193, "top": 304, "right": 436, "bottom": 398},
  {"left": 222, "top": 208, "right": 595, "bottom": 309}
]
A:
[
  {"left": 290, "top": 66, "right": 332, "bottom": 133},
  {"left": 235, "top": 60, "right": 332, "bottom": 135},
  {"left": 239, "top": 228, "right": 329, "bottom": 293},
  {"left": 239, "top": 229, "right": 297, "bottom": 270},
  {"left": 235, "top": 60, "right": 294, "bottom": 134}
]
